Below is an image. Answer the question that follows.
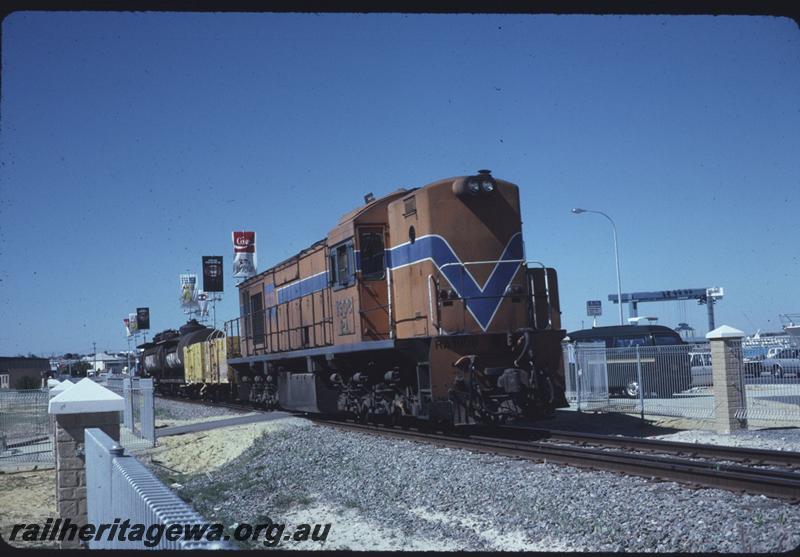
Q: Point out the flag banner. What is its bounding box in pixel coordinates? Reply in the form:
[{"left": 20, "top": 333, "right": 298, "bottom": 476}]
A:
[
  {"left": 232, "top": 231, "right": 257, "bottom": 279},
  {"left": 203, "top": 255, "right": 224, "bottom": 292},
  {"left": 180, "top": 274, "right": 199, "bottom": 310},
  {"left": 123, "top": 318, "right": 131, "bottom": 337},
  {"left": 129, "top": 313, "right": 138, "bottom": 334},
  {"left": 198, "top": 291, "right": 209, "bottom": 317},
  {"left": 136, "top": 307, "right": 150, "bottom": 330}
]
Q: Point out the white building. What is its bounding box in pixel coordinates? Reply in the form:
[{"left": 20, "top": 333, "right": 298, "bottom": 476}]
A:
[{"left": 82, "top": 351, "right": 131, "bottom": 375}]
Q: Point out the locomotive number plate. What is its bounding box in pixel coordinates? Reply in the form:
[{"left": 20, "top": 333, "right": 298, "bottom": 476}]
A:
[{"left": 336, "top": 297, "right": 355, "bottom": 335}]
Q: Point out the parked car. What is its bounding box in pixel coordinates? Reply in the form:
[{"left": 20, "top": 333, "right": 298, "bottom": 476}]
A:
[
  {"left": 689, "top": 352, "right": 713, "bottom": 387},
  {"left": 743, "top": 357, "right": 765, "bottom": 378},
  {"left": 566, "top": 325, "right": 692, "bottom": 398},
  {"left": 760, "top": 348, "right": 800, "bottom": 378}
]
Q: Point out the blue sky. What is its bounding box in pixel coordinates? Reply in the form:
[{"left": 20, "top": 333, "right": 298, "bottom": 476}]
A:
[{"left": 1, "top": 12, "right": 798, "bottom": 355}]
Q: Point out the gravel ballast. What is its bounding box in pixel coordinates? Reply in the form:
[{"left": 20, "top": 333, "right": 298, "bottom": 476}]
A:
[
  {"left": 154, "top": 396, "right": 248, "bottom": 428},
  {"left": 173, "top": 418, "right": 800, "bottom": 552},
  {"left": 649, "top": 428, "right": 800, "bottom": 452}
]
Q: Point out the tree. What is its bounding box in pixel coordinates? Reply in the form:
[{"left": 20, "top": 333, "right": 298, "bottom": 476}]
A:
[{"left": 71, "top": 361, "right": 91, "bottom": 377}]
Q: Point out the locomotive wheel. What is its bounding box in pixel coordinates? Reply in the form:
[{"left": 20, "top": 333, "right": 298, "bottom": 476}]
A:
[{"left": 390, "top": 407, "right": 403, "bottom": 428}]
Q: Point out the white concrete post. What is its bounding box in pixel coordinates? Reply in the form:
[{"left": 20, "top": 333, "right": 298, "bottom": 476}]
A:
[
  {"left": 122, "top": 377, "right": 133, "bottom": 430},
  {"left": 48, "top": 378, "right": 124, "bottom": 548},
  {"left": 706, "top": 325, "right": 748, "bottom": 434},
  {"left": 138, "top": 378, "right": 155, "bottom": 443}
]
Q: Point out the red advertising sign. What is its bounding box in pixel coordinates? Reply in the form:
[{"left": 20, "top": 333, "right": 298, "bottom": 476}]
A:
[
  {"left": 233, "top": 231, "right": 256, "bottom": 253},
  {"left": 232, "top": 231, "right": 257, "bottom": 279}
]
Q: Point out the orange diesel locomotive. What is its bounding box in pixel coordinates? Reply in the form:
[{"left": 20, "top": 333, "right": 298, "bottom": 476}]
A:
[{"left": 225, "top": 170, "right": 567, "bottom": 425}]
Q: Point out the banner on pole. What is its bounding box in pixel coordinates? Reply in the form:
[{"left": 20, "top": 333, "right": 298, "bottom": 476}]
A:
[
  {"left": 128, "top": 312, "right": 138, "bottom": 335},
  {"left": 180, "top": 274, "right": 199, "bottom": 310},
  {"left": 203, "top": 256, "right": 224, "bottom": 292},
  {"left": 123, "top": 318, "right": 131, "bottom": 337},
  {"left": 198, "top": 291, "right": 209, "bottom": 317},
  {"left": 136, "top": 307, "right": 150, "bottom": 330},
  {"left": 232, "top": 231, "right": 257, "bottom": 279}
]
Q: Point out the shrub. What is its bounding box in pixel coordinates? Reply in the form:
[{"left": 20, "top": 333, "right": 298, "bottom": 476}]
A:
[{"left": 14, "top": 376, "right": 41, "bottom": 390}]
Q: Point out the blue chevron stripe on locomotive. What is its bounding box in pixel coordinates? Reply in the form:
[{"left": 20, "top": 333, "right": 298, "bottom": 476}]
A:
[
  {"left": 270, "top": 233, "right": 525, "bottom": 330},
  {"left": 388, "top": 232, "right": 524, "bottom": 330}
]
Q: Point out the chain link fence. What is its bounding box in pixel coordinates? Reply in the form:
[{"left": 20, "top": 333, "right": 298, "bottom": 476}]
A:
[
  {"left": 564, "top": 338, "right": 800, "bottom": 425},
  {"left": 564, "top": 342, "right": 714, "bottom": 419},
  {"left": 1, "top": 377, "right": 155, "bottom": 470},
  {"left": 0, "top": 388, "right": 54, "bottom": 468},
  {"left": 105, "top": 377, "right": 155, "bottom": 451},
  {"left": 738, "top": 335, "right": 800, "bottom": 424}
]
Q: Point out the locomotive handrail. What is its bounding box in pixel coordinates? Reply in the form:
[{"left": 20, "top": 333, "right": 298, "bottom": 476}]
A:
[
  {"left": 526, "top": 260, "right": 552, "bottom": 330},
  {"left": 386, "top": 267, "right": 394, "bottom": 339},
  {"left": 428, "top": 259, "right": 555, "bottom": 332},
  {"left": 438, "top": 259, "right": 525, "bottom": 332},
  {"left": 428, "top": 274, "right": 441, "bottom": 335},
  {"left": 438, "top": 258, "right": 526, "bottom": 270},
  {"left": 358, "top": 304, "right": 392, "bottom": 340}
]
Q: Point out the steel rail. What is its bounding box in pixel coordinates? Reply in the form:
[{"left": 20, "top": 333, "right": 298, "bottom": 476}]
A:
[
  {"left": 309, "top": 418, "right": 800, "bottom": 501},
  {"left": 156, "top": 394, "right": 800, "bottom": 467},
  {"left": 155, "top": 395, "right": 800, "bottom": 497},
  {"left": 493, "top": 426, "right": 800, "bottom": 468}
]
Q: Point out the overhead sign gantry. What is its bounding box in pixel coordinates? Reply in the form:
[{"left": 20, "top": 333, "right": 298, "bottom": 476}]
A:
[{"left": 608, "top": 287, "right": 724, "bottom": 332}]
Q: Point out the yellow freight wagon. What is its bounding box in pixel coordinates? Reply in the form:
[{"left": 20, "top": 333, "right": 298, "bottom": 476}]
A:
[{"left": 183, "top": 335, "right": 234, "bottom": 384}]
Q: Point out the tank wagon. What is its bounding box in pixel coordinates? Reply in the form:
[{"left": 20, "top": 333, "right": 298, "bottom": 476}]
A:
[
  {"left": 140, "top": 319, "right": 232, "bottom": 399},
  {"left": 225, "top": 171, "right": 567, "bottom": 425}
]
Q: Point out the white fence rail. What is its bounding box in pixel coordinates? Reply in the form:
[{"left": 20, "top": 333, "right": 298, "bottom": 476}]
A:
[{"left": 85, "top": 428, "right": 230, "bottom": 549}]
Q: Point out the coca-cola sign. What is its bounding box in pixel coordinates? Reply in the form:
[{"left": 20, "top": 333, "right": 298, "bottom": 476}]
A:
[
  {"left": 232, "top": 231, "right": 257, "bottom": 279},
  {"left": 233, "top": 231, "right": 255, "bottom": 252}
]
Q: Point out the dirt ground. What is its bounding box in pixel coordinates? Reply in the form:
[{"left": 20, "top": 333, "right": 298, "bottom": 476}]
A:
[
  {"left": 0, "top": 468, "right": 57, "bottom": 548},
  {"left": 137, "top": 417, "right": 308, "bottom": 476}
]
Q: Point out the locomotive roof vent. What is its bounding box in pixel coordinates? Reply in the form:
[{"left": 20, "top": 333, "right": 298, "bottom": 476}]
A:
[
  {"left": 477, "top": 169, "right": 492, "bottom": 175},
  {"left": 364, "top": 192, "right": 375, "bottom": 204}
]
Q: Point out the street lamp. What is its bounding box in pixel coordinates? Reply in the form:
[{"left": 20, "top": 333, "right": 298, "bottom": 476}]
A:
[{"left": 571, "top": 208, "right": 624, "bottom": 325}]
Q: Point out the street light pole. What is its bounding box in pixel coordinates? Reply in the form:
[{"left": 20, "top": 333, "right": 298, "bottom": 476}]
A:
[{"left": 571, "top": 208, "right": 624, "bottom": 325}]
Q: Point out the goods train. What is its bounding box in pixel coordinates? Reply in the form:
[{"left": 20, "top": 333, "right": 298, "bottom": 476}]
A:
[
  {"left": 144, "top": 171, "right": 568, "bottom": 425},
  {"left": 140, "top": 320, "right": 232, "bottom": 399}
]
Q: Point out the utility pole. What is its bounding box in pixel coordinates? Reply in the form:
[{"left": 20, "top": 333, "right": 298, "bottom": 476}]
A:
[{"left": 92, "top": 341, "right": 97, "bottom": 377}]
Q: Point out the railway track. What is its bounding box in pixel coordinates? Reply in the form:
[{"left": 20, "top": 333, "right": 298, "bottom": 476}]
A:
[
  {"left": 157, "top": 395, "right": 800, "bottom": 500},
  {"left": 492, "top": 426, "right": 800, "bottom": 468},
  {"left": 309, "top": 417, "right": 800, "bottom": 502}
]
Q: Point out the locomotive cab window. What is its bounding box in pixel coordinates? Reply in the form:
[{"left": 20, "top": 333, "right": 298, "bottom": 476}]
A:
[
  {"left": 329, "top": 239, "right": 355, "bottom": 289},
  {"left": 250, "top": 292, "right": 264, "bottom": 341},
  {"left": 359, "top": 231, "right": 385, "bottom": 280}
]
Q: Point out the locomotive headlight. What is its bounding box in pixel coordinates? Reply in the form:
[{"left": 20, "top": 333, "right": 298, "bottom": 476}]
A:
[
  {"left": 467, "top": 180, "right": 481, "bottom": 195},
  {"left": 481, "top": 180, "right": 495, "bottom": 193}
]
